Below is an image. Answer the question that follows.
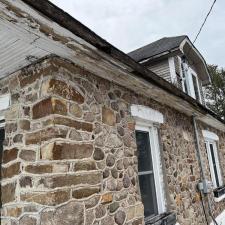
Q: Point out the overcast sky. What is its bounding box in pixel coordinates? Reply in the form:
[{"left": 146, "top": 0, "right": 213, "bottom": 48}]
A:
[{"left": 50, "top": 0, "right": 224, "bottom": 67}]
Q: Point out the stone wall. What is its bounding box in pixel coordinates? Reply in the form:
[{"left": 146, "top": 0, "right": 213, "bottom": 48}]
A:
[{"left": 1, "top": 56, "right": 225, "bottom": 225}]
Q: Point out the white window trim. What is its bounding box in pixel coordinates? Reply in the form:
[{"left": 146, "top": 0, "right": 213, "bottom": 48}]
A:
[
  {"left": 188, "top": 67, "right": 202, "bottom": 103},
  {"left": 168, "top": 57, "right": 177, "bottom": 84},
  {"left": 0, "top": 94, "right": 10, "bottom": 128},
  {"left": 210, "top": 210, "right": 225, "bottom": 225},
  {"left": 132, "top": 105, "right": 166, "bottom": 216},
  {"left": 202, "top": 130, "right": 219, "bottom": 141},
  {"left": 203, "top": 130, "right": 223, "bottom": 189},
  {"left": 131, "top": 104, "right": 164, "bottom": 125},
  {"left": 180, "top": 61, "right": 202, "bottom": 103},
  {"left": 135, "top": 124, "right": 166, "bottom": 215}
]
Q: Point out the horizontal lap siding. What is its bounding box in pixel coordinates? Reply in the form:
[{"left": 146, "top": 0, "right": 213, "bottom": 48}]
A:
[{"left": 147, "top": 59, "right": 171, "bottom": 83}]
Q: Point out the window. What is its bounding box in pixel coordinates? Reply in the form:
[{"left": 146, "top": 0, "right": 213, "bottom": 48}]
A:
[
  {"left": 135, "top": 124, "right": 165, "bottom": 220},
  {"left": 179, "top": 58, "right": 202, "bottom": 103},
  {"left": 131, "top": 105, "right": 165, "bottom": 221},
  {"left": 203, "top": 130, "right": 223, "bottom": 189}
]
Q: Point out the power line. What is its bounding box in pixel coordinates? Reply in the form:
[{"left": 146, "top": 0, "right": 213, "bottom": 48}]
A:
[{"left": 193, "top": 0, "right": 217, "bottom": 44}]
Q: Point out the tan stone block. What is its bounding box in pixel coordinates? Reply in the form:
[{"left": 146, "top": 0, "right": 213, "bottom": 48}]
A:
[
  {"left": 74, "top": 160, "right": 96, "bottom": 171},
  {"left": 126, "top": 206, "right": 135, "bottom": 221},
  {"left": 41, "top": 142, "right": 93, "bottom": 160},
  {"left": 25, "top": 127, "right": 67, "bottom": 145},
  {"left": 42, "top": 79, "right": 84, "bottom": 103},
  {"left": 6, "top": 207, "right": 22, "bottom": 217},
  {"left": 20, "top": 190, "right": 70, "bottom": 206},
  {"left": 2, "top": 148, "right": 18, "bottom": 164},
  {"left": 102, "top": 107, "right": 116, "bottom": 126},
  {"left": 25, "top": 164, "right": 53, "bottom": 174},
  {"left": 5, "top": 105, "right": 20, "bottom": 121},
  {"left": 32, "top": 97, "right": 67, "bottom": 119},
  {"left": 2, "top": 162, "right": 20, "bottom": 178},
  {"left": 2, "top": 182, "right": 16, "bottom": 204},
  {"left": 19, "top": 119, "right": 30, "bottom": 130},
  {"left": 69, "top": 103, "right": 82, "bottom": 118},
  {"left": 40, "top": 172, "right": 102, "bottom": 188},
  {"left": 72, "top": 187, "right": 100, "bottom": 199},
  {"left": 101, "top": 193, "right": 113, "bottom": 204},
  {"left": 19, "top": 150, "right": 36, "bottom": 161}
]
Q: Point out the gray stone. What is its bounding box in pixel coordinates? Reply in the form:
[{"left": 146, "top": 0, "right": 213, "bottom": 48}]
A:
[
  {"left": 115, "top": 210, "right": 126, "bottom": 225},
  {"left": 93, "top": 148, "right": 105, "bottom": 160},
  {"left": 106, "top": 154, "right": 115, "bottom": 167}
]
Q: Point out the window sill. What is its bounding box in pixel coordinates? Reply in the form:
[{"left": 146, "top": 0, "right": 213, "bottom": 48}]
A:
[
  {"left": 145, "top": 212, "right": 176, "bottom": 225},
  {"left": 214, "top": 193, "right": 225, "bottom": 202},
  {"left": 213, "top": 185, "right": 225, "bottom": 201}
]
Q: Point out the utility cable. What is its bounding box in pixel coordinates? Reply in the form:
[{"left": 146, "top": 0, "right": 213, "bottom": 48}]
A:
[{"left": 193, "top": 0, "right": 217, "bottom": 43}]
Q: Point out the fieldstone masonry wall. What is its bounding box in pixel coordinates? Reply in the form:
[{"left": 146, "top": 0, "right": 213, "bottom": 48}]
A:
[{"left": 1, "top": 56, "right": 225, "bottom": 225}]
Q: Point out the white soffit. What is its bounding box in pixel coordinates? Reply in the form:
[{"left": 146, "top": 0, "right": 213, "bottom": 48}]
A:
[
  {"left": 131, "top": 104, "right": 164, "bottom": 124},
  {"left": 202, "top": 130, "right": 219, "bottom": 141}
]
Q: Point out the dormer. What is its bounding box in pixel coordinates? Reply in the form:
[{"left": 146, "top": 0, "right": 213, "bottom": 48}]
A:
[{"left": 128, "top": 35, "right": 211, "bottom": 105}]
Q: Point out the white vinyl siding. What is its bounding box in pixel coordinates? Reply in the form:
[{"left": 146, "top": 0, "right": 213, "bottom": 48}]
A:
[{"left": 147, "top": 59, "right": 171, "bottom": 82}]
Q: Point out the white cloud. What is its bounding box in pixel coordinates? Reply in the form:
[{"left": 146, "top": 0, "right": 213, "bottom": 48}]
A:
[{"left": 50, "top": 0, "right": 225, "bottom": 67}]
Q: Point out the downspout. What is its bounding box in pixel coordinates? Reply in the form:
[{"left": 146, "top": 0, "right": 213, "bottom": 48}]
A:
[{"left": 192, "top": 115, "right": 218, "bottom": 225}]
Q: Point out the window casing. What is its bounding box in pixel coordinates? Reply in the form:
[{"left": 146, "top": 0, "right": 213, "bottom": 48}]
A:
[
  {"left": 180, "top": 59, "right": 202, "bottom": 103},
  {"left": 135, "top": 124, "right": 165, "bottom": 220},
  {"left": 203, "top": 131, "right": 223, "bottom": 189}
]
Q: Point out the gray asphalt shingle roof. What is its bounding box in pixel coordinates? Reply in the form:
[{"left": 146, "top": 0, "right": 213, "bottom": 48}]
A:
[{"left": 128, "top": 35, "right": 187, "bottom": 62}]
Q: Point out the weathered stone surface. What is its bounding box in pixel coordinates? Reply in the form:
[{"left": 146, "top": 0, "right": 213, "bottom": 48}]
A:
[
  {"left": 85, "top": 196, "right": 100, "bottom": 209},
  {"left": 102, "top": 107, "right": 116, "bottom": 126},
  {"left": 25, "top": 164, "right": 53, "bottom": 174},
  {"left": 123, "top": 174, "right": 131, "bottom": 188},
  {"left": 42, "top": 79, "right": 84, "bottom": 103},
  {"left": 74, "top": 160, "right": 96, "bottom": 171},
  {"left": 40, "top": 172, "right": 102, "bottom": 188},
  {"left": 32, "top": 97, "right": 67, "bottom": 119},
  {"left": 41, "top": 142, "right": 93, "bottom": 160},
  {"left": 95, "top": 205, "right": 106, "bottom": 218},
  {"left": 100, "top": 216, "right": 115, "bottom": 225},
  {"left": 109, "top": 202, "right": 119, "bottom": 213},
  {"left": 13, "top": 134, "right": 23, "bottom": 143},
  {"left": 40, "top": 201, "right": 84, "bottom": 225},
  {"left": 19, "top": 216, "right": 37, "bottom": 225},
  {"left": 2, "top": 182, "right": 16, "bottom": 204},
  {"left": 101, "top": 193, "right": 113, "bottom": 204},
  {"left": 5, "top": 122, "right": 17, "bottom": 133},
  {"left": 3, "top": 148, "right": 18, "bottom": 164},
  {"left": 69, "top": 103, "right": 82, "bottom": 118},
  {"left": 50, "top": 116, "right": 93, "bottom": 132},
  {"left": 72, "top": 187, "right": 100, "bottom": 199},
  {"left": 19, "top": 119, "right": 30, "bottom": 130},
  {"left": 106, "top": 133, "right": 122, "bottom": 148},
  {"left": 20, "top": 176, "right": 32, "bottom": 188},
  {"left": 19, "top": 150, "right": 36, "bottom": 161},
  {"left": 115, "top": 210, "right": 126, "bottom": 225},
  {"left": 25, "top": 127, "right": 67, "bottom": 145},
  {"left": 69, "top": 129, "right": 82, "bottom": 141},
  {"left": 106, "top": 154, "right": 115, "bottom": 167},
  {"left": 21, "top": 190, "right": 70, "bottom": 206},
  {"left": 93, "top": 148, "right": 105, "bottom": 160},
  {"left": 6, "top": 207, "right": 22, "bottom": 218},
  {"left": 2, "top": 162, "right": 20, "bottom": 178}
]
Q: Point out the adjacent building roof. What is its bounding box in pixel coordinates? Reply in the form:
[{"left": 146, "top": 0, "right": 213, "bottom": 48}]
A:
[{"left": 128, "top": 35, "right": 187, "bottom": 62}]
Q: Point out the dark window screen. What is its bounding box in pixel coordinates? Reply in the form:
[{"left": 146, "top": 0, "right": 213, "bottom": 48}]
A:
[{"left": 136, "top": 130, "right": 158, "bottom": 218}]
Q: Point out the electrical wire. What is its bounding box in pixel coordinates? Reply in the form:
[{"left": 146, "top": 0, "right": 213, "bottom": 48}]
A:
[{"left": 193, "top": 0, "right": 217, "bottom": 43}]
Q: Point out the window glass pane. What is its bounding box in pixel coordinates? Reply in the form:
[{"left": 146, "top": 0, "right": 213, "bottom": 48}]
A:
[
  {"left": 135, "top": 130, "right": 153, "bottom": 172},
  {"left": 139, "top": 174, "right": 158, "bottom": 217},
  {"left": 192, "top": 74, "right": 200, "bottom": 102},
  {"left": 210, "top": 143, "right": 220, "bottom": 187},
  {"left": 135, "top": 130, "right": 158, "bottom": 218}
]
